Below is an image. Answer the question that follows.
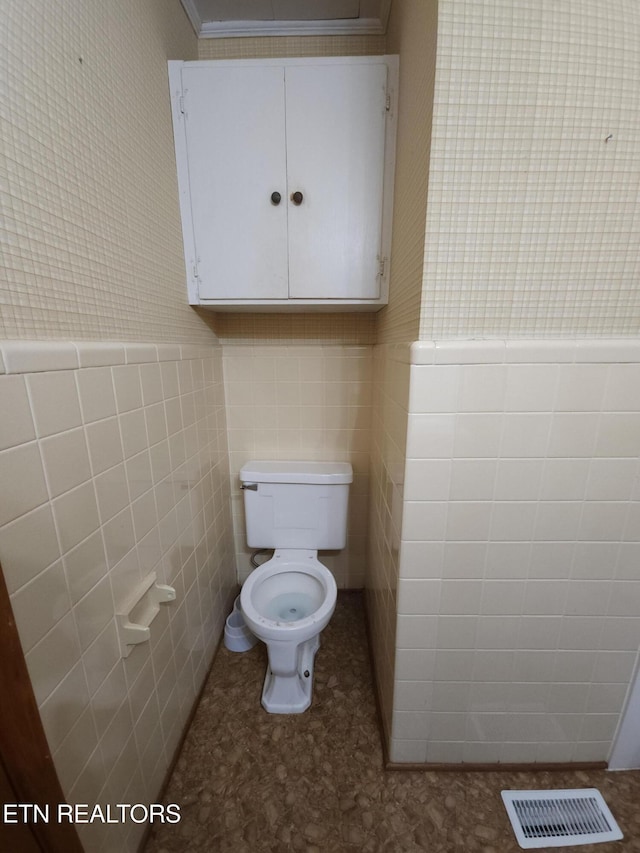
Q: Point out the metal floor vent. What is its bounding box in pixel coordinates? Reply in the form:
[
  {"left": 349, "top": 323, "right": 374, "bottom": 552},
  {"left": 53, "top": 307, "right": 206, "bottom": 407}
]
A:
[{"left": 501, "top": 789, "right": 623, "bottom": 849}]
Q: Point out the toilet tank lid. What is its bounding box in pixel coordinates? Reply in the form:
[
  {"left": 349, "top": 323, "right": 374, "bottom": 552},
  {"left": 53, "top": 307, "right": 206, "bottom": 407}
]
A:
[{"left": 240, "top": 460, "right": 353, "bottom": 485}]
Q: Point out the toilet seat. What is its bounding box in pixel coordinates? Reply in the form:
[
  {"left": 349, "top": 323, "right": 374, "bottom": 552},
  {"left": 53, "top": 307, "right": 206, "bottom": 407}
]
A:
[{"left": 240, "top": 549, "right": 337, "bottom": 644}]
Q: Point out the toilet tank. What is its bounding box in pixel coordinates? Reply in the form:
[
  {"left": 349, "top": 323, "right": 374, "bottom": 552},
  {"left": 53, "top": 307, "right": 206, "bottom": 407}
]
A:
[{"left": 240, "top": 461, "right": 352, "bottom": 550}]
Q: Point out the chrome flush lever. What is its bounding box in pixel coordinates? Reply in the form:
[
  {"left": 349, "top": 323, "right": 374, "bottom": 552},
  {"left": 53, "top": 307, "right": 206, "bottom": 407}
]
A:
[{"left": 241, "top": 483, "right": 258, "bottom": 491}]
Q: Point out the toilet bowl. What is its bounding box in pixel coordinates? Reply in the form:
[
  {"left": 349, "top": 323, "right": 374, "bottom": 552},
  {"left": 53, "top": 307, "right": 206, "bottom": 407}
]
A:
[{"left": 240, "top": 549, "right": 337, "bottom": 714}]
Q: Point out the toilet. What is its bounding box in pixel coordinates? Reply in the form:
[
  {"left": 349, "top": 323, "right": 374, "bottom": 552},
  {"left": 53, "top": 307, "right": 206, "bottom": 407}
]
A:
[{"left": 239, "top": 460, "right": 352, "bottom": 714}]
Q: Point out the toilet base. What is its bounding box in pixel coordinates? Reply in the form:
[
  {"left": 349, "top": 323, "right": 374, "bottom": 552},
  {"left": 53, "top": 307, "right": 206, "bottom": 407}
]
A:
[{"left": 261, "top": 635, "right": 320, "bottom": 714}]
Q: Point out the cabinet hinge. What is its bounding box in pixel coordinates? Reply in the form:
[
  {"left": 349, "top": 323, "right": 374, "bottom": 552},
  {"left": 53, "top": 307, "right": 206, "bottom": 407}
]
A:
[
  {"left": 385, "top": 93, "right": 391, "bottom": 112},
  {"left": 378, "top": 257, "right": 387, "bottom": 278},
  {"left": 192, "top": 261, "right": 199, "bottom": 280},
  {"left": 179, "top": 95, "right": 185, "bottom": 115}
]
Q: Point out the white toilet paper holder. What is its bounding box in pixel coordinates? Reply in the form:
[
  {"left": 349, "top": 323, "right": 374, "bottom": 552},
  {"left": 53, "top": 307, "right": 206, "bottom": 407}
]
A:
[{"left": 116, "top": 571, "right": 176, "bottom": 658}]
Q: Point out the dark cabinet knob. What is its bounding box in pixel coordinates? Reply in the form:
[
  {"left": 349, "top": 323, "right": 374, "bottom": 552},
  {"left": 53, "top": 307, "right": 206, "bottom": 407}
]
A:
[
  {"left": 270, "top": 191, "right": 281, "bottom": 205},
  {"left": 291, "top": 191, "right": 304, "bottom": 206}
]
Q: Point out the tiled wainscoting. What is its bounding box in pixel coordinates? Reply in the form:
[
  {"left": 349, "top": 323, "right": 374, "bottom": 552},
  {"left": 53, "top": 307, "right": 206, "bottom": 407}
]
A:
[
  {"left": 222, "top": 343, "right": 372, "bottom": 587},
  {"left": 0, "top": 340, "right": 235, "bottom": 853},
  {"left": 367, "top": 344, "right": 410, "bottom": 744},
  {"left": 390, "top": 339, "right": 640, "bottom": 765}
]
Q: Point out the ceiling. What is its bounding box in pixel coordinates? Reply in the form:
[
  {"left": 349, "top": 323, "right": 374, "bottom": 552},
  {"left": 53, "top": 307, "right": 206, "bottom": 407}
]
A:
[{"left": 181, "top": 0, "right": 392, "bottom": 37}]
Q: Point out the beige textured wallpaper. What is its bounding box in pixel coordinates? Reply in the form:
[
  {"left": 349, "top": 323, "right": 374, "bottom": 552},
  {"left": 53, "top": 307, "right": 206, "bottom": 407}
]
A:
[
  {"left": 1, "top": 0, "right": 218, "bottom": 343},
  {"left": 421, "top": 0, "right": 640, "bottom": 339},
  {"left": 375, "top": 0, "right": 439, "bottom": 345},
  {"left": 197, "top": 34, "right": 386, "bottom": 61}
]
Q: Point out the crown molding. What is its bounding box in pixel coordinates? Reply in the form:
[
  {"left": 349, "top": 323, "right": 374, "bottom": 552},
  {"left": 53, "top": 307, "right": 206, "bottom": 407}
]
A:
[
  {"left": 195, "top": 16, "right": 386, "bottom": 38},
  {"left": 180, "top": 0, "right": 203, "bottom": 35}
]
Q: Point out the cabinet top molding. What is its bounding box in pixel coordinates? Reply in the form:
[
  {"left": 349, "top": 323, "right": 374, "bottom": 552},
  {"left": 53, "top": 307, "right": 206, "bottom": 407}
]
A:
[
  {"left": 169, "top": 55, "right": 397, "bottom": 70},
  {"left": 179, "top": 0, "right": 392, "bottom": 39}
]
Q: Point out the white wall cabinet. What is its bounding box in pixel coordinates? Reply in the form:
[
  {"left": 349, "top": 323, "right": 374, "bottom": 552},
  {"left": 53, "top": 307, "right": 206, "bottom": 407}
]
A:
[{"left": 169, "top": 57, "right": 398, "bottom": 311}]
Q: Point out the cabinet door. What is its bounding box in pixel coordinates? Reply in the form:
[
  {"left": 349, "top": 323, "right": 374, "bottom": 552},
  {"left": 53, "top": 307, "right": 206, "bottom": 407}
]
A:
[
  {"left": 285, "top": 63, "right": 388, "bottom": 300},
  {"left": 182, "top": 66, "right": 288, "bottom": 300}
]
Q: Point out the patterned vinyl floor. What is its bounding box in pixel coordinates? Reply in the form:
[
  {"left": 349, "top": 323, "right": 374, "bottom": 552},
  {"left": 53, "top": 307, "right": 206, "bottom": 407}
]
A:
[{"left": 145, "top": 592, "right": 640, "bottom": 852}]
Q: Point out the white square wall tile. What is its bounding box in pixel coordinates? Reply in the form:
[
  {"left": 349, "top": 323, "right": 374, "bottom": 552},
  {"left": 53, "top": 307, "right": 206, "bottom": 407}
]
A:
[
  {"left": 406, "top": 414, "right": 456, "bottom": 458},
  {"left": 27, "top": 371, "right": 82, "bottom": 438},
  {"left": 404, "top": 459, "right": 451, "bottom": 500},
  {"left": 139, "top": 363, "right": 164, "bottom": 406},
  {"left": 446, "top": 502, "right": 492, "bottom": 541},
  {"left": 408, "top": 365, "right": 460, "bottom": 413},
  {"left": 396, "top": 616, "right": 438, "bottom": 649},
  {"left": 494, "top": 460, "right": 543, "bottom": 501},
  {"left": 475, "top": 617, "right": 520, "bottom": 651},
  {"left": 533, "top": 503, "right": 582, "bottom": 542},
  {"left": 528, "top": 543, "right": 574, "bottom": 579},
  {"left": 25, "top": 612, "right": 82, "bottom": 706},
  {"left": 439, "top": 581, "right": 483, "bottom": 616},
  {"left": 52, "top": 481, "right": 101, "bottom": 553},
  {"left": 523, "top": 581, "right": 569, "bottom": 616},
  {"left": 0, "top": 376, "right": 36, "bottom": 450},
  {"left": 401, "top": 502, "right": 448, "bottom": 541},
  {"left": 504, "top": 365, "right": 559, "bottom": 412},
  {"left": 449, "top": 460, "right": 496, "bottom": 501},
  {"left": 399, "top": 541, "right": 444, "bottom": 579},
  {"left": 436, "top": 615, "right": 477, "bottom": 649},
  {"left": 500, "top": 414, "right": 552, "bottom": 458},
  {"left": 571, "top": 543, "right": 617, "bottom": 581},
  {"left": 394, "top": 680, "right": 434, "bottom": 712},
  {"left": 454, "top": 414, "right": 503, "bottom": 458},
  {"left": 473, "top": 650, "right": 515, "bottom": 683},
  {"left": 112, "top": 366, "right": 143, "bottom": 414},
  {"left": 85, "top": 418, "right": 125, "bottom": 476},
  {"left": 0, "top": 442, "right": 49, "bottom": 527},
  {"left": 603, "top": 364, "right": 640, "bottom": 411},
  {"left": 555, "top": 364, "right": 609, "bottom": 412},
  {"left": 595, "top": 414, "right": 640, "bottom": 457},
  {"left": 579, "top": 502, "right": 629, "bottom": 542},
  {"left": 74, "top": 578, "right": 115, "bottom": 652},
  {"left": 426, "top": 741, "right": 464, "bottom": 763},
  {"left": 615, "top": 543, "right": 640, "bottom": 579},
  {"left": 76, "top": 367, "right": 117, "bottom": 424},
  {"left": 548, "top": 414, "right": 599, "bottom": 457},
  {"left": 119, "top": 409, "right": 149, "bottom": 459},
  {"left": 40, "top": 428, "right": 92, "bottom": 499},
  {"left": 481, "top": 581, "right": 525, "bottom": 616},
  {"left": 53, "top": 707, "right": 100, "bottom": 794},
  {"left": 397, "top": 580, "right": 441, "bottom": 616},
  {"left": 10, "top": 560, "right": 71, "bottom": 652},
  {"left": 432, "top": 681, "right": 471, "bottom": 712},
  {"left": 540, "top": 459, "right": 590, "bottom": 501},
  {"left": 63, "top": 531, "right": 109, "bottom": 605},
  {"left": 395, "top": 649, "right": 436, "bottom": 681},
  {"left": 0, "top": 504, "right": 60, "bottom": 593},
  {"left": 566, "top": 582, "right": 611, "bottom": 618},
  {"left": 586, "top": 459, "right": 637, "bottom": 501},
  {"left": 94, "top": 463, "right": 130, "bottom": 524},
  {"left": 484, "top": 542, "right": 530, "bottom": 580},
  {"left": 517, "top": 616, "right": 562, "bottom": 650},
  {"left": 490, "top": 502, "right": 537, "bottom": 542},
  {"left": 102, "top": 508, "right": 136, "bottom": 569},
  {"left": 458, "top": 365, "right": 507, "bottom": 412},
  {"left": 391, "top": 711, "right": 431, "bottom": 741},
  {"left": 389, "top": 738, "right": 428, "bottom": 764}
]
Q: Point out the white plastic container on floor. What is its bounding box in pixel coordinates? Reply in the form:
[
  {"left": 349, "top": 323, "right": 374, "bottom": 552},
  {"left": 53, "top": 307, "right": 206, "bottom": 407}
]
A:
[{"left": 224, "top": 609, "right": 257, "bottom": 653}]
